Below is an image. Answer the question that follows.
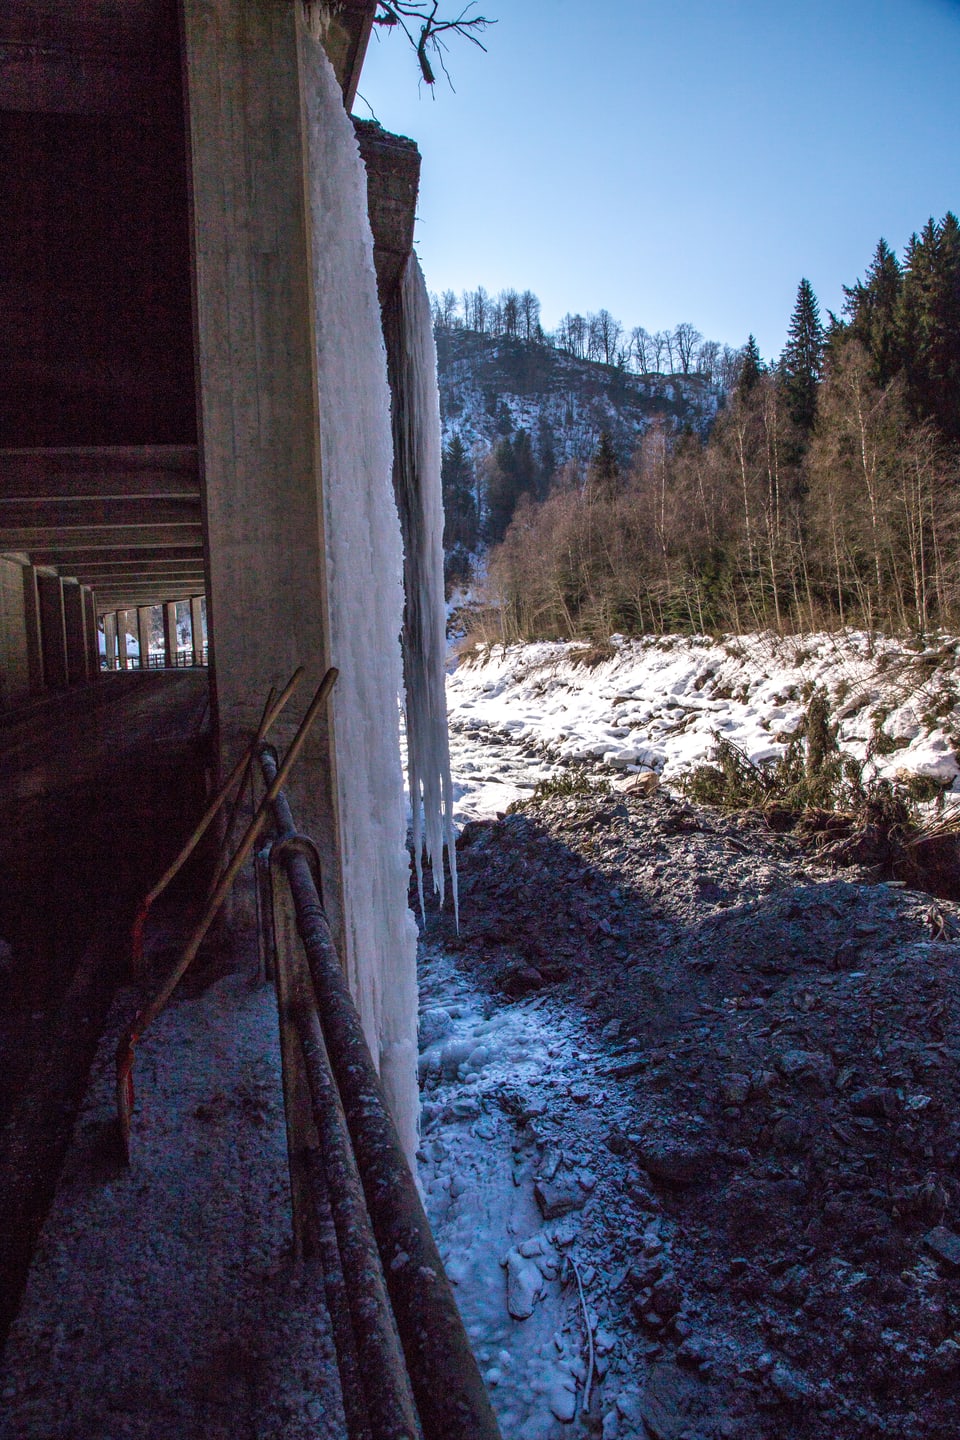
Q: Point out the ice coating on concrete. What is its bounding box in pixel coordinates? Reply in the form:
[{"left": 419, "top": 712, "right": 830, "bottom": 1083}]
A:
[
  {"left": 397, "top": 255, "right": 459, "bottom": 924},
  {"left": 305, "top": 38, "right": 420, "bottom": 1161}
]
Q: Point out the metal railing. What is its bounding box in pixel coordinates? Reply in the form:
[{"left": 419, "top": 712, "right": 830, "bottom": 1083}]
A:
[
  {"left": 101, "top": 647, "right": 209, "bottom": 671},
  {"left": 258, "top": 744, "right": 502, "bottom": 1440}
]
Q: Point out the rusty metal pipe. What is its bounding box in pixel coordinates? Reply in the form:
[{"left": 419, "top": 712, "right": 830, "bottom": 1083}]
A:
[
  {"left": 303, "top": 1147, "right": 375, "bottom": 1440},
  {"left": 259, "top": 748, "right": 502, "bottom": 1440},
  {"left": 129, "top": 666, "right": 304, "bottom": 979},
  {"left": 286, "top": 919, "right": 419, "bottom": 1440},
  {"left": 271, "top": 844, "right": 374, "bottom": 1439},
  {"left": 116, "top": 669, "right": 337, "bottom": 1159}
]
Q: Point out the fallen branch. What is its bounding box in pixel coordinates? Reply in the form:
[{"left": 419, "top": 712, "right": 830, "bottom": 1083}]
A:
[{"left": 566, "top": 1252, "right": 595, "bottom": 1417}]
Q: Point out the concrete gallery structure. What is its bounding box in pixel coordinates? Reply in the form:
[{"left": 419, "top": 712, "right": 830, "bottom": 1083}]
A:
[{"left": 1, "top": 0, "right": 439, "bottom": 1186}]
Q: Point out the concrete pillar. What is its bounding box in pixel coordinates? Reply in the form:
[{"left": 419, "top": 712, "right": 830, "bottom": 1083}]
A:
[
  {"left": 62, "top": 579, "right": 89, "bottom": 685},
  {"left": 0, "top": 555, "right": 31, "bottom": 707},
  {"left": 22, "top": 564, "right": 44, "bottom": 693},
  {"left": 116, "top": 611, "right": 129, "bottom": 670},
  {"left": 103, "top": 612, "right": 118, "bottom": 670},
  {"left": 36, "top": 571, "right": 69, "bottom": 691},
  {"left": 137, "top": 606, "right": 153, "bottom": 670},
  {"left": 183, "top": 0, "right": 344, "bottom": 948},
  {"left": 83, "top": 589, "right": 100, "bottom": 676},
  {"left": 162, "top": 601, "right": 177, "bottom": 668},
  {"left": 189, "top": 595, "right": 204, "bottom": 666}
]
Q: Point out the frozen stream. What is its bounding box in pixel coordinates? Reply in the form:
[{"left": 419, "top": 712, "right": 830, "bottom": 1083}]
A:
[
  {"left": 447, "top": 720, "right": 565, "bottom": 825},
  {"left": 418, "top": 945, "right": 657, "bottom": 1440},
  {"left": 418, "top": 719, "right": 657, "bottom": 1439}
]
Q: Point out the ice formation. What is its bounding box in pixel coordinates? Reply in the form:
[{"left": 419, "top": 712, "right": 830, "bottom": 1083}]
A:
[
  {"left": 392, "top": 256, "right": 459, "bottom": 923},
  {"left": 304, "top": 37, "right": 420, "bottom": 1161}
]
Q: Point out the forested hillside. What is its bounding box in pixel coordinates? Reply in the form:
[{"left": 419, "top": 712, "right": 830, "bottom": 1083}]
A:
[
  {"left": 433, "top": 290, "right": 738, "bottom": 585},
  {"left": 476, "top": 213, "right": 960, "bottom": 639}
]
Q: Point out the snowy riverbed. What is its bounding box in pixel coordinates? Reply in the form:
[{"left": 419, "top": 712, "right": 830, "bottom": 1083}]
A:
[
  {"left": 446, "top": 630, "right": 960, "bottom": 823},
  {"left": 419, "top": 627, "right": 960, "bottom": 1436},
  {"left": 417, "top": 946, "right": 659, "bottom": 1439}
]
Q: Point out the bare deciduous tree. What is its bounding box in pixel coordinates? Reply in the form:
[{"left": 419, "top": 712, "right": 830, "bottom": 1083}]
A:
[
  {"left": 673, "top": 322, "right": 703, "bottom": 375},
  {"left": 518, "top": 290, "right": 541, "bottom": 342},
  {"left": 631, "top": 326, "right": 653, "bottom": 373}
]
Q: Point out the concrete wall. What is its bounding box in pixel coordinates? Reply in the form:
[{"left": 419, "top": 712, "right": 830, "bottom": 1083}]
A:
[
  {"left": 181, "top": 0, "right": 345, "bottom": 948},
  {"left": 0, "top": 555, "right": 30, "bottom": 707}
]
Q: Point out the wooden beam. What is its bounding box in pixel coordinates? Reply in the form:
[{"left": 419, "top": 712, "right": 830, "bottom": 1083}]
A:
[
  {"left": 54, "top": 558, "right": 206, "bottom": 572},
  {"left": 0, "top": 499, "right": 201, "bottom": 529},
  {"left": 60, "top": 567, "right": 206, "bottom": 584},
  {"left": 23, "top": 545, "right": 203, "bottom": 567},
  {"left": 93, "top": 585, "right": 204, "bottom": 598},
  {"left": 96, "top": 593, "right": 198, "bottom": 613},
  {"left": 92, "top": 587, "right": 202, "bottom": 596},
  {"left": 0, "top": 447, "right": 200, "bottom": 501},
  {"left": 0, "top": 525, "right": 203, "bottom": 551}
]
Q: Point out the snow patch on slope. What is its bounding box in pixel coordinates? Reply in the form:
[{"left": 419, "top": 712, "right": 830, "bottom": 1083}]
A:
[{"left": 447, "top": 631, "right": 960, "bottom": 823}]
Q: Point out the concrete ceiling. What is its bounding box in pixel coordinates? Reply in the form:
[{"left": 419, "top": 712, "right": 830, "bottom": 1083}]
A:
[
  {"left": 0, "top": 447, "right": 204, "bottom": 613},
  {"left": 0, "top": 0, "right": 386, "bottom": 617}
]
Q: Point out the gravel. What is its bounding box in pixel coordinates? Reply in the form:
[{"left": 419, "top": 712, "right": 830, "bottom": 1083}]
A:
[{"left": 422, "top": 781, "right": 960, "bottom": 1439}]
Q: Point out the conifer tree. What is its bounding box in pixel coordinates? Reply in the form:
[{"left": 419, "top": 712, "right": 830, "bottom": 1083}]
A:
[
  {"left": 843, "top": 238, "right": 903, "bottom": 386},
  {"left": 899, "top": 214, "right": 960, "bottom": 442},
  {"left": 737, "top": 335, "right": 763, "bottom": 400},
  {"left": 483, "top": 430, "right": 537, "bottom": 544},
  {"left": 588, "top": 431, "right": 620, "bottom": 495},
  {"left": 536, "top": 418, "right": 558, "bottom": 499},
  {"left": 780, "top": 279, "right": 825, "bottom": 435},
  {"left": 441, "top": 433, "right": 478, "bottom": 554}
]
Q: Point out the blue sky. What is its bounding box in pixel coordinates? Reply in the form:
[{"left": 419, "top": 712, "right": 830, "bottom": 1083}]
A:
[{"left": 358, "top": 0, "right": 960, "bottom": 362}]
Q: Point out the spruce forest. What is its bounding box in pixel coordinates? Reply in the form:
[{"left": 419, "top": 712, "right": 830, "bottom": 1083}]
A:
[{"left": 441, "top": 213, "right": 960, "bottom": 641}]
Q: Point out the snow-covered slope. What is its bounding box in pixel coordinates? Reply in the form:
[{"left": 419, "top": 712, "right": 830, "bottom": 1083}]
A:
[
  {"left": 436, "top": 329, "right": 721, "bottom": 466},
  {"left": 447, "top": 631, "right": 960, "bottom": 809}
]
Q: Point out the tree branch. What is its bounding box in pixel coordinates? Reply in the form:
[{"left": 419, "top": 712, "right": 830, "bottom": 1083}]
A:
[{"left": 374, "top": 1, "right": 493, "bottom": 86}]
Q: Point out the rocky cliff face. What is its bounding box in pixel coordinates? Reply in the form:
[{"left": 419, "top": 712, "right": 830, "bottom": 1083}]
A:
[{"left": 435, "top": 327, "right": 722, "bottom": 466}]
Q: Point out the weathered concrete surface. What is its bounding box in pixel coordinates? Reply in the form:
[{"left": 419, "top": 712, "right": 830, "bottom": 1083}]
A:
[
  {"left": 182, "top": 0, "right": 345, "bottom": 955},
  {"left": 0, "top": 555, "right": 30, "bottom": 707}
]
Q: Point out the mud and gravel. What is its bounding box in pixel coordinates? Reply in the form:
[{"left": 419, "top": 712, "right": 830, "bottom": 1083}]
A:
[{"left": 423, "top": 784, "right": 960, "bottom": 1439}]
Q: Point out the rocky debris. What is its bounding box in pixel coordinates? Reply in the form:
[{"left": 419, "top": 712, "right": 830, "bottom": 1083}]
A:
[
  {"left": 635, "top": 1126, "right": 717, "bottom": 1188},
  {"left": 637, "top": 1361, "right": 715, "bottom": 1440},
  {"left": 924, "top": 1226, "right": 960, "bottom": 1273},
  {"left": 502, "top": 1240, "right": 556, "bottom": 1319},
  {"left": 774, "top": 1048, "right": 836, "bottom": 1091},
  {"left": 421, "top": 780, "right": 960, "bottom": 1439},
  {"left": 534, "top": 1174, "right": 588, "bottom": 1220}
]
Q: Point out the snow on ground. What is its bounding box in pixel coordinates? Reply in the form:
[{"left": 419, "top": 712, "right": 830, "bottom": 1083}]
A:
[
  {"left": 447, "top": 631, "right": 960, "bottom": 823},
  {"left": 417, "top": 946, "right": 656, "bottom": 1438},
  {"left": 8, "top": 629, "right": 958, "bottom": 1439}
]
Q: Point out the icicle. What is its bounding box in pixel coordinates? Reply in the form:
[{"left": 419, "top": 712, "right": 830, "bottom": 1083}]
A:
[
  {"left": 394, "top": 256, "right": 460, "bottom": 928},
  {"left": 304, "top": 36, "right": 420, "bottom": 1163}
]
